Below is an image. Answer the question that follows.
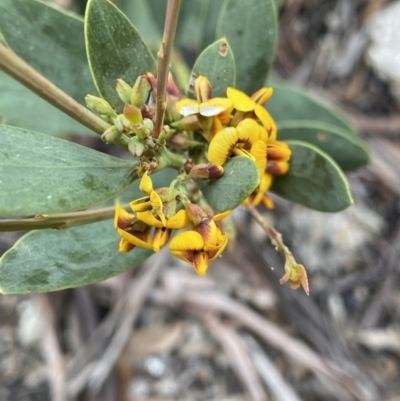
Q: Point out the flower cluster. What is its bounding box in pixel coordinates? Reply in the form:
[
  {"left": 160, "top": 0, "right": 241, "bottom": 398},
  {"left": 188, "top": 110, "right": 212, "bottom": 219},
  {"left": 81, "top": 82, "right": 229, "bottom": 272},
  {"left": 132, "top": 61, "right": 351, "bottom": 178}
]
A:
[
  {"left": 115, "top": 172, "right": 229, "bottom": 275},
  {"left": 176, "top": 76, "right": 291, "bottom": 208},
  {"left": 113, "top": 75, "right": 292, "bottom": 277}
]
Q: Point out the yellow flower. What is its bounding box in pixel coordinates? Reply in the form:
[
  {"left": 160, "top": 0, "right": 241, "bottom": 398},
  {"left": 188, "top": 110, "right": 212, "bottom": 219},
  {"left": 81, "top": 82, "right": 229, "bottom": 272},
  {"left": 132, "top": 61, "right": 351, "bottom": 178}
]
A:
[
  {"left": 114, "top": 204, "right": 154, "bottom": 251},
  {"left": 227, "top": 86, "right": 277, "bottom": 140},
  {"left": 169, "top": 205, "right": 230, "bottom": 275},
  {"left": 208, "top": 118, "right": 267, "bottom": 176},
  {"left": 137, "top": 209, "right": 189, "bottom": 252},
  {"left": 176, "top": 76, "right": 232, "bottom": 117}
]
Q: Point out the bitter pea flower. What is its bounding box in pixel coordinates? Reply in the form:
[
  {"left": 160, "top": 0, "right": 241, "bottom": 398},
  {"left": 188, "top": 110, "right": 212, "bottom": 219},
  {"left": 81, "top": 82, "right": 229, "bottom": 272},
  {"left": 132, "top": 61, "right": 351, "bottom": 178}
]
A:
[{"left": 169, "top": 204, "right": 230, "bottom": 275}]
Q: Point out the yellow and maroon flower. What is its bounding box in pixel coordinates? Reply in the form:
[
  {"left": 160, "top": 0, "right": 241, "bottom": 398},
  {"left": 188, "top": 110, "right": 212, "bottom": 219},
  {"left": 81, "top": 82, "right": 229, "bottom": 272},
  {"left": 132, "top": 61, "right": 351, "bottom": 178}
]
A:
[
  {"left": 169, "top": 204, "right": 230, "bottom": 275},
  {"left": 137, "top": 209, "right": 189, "bottom": 252},
  {"left": 207, "top": 118, "right": 267, "bottom": 176},
  {"left": 227, "top": 86, "right": 277, "bottom": 140},
  {"left": 130, "top": 171, "right": 175, "bottom": 226},
  {"left": 114, "top": 204, "right": 153, "bottom": 251}
]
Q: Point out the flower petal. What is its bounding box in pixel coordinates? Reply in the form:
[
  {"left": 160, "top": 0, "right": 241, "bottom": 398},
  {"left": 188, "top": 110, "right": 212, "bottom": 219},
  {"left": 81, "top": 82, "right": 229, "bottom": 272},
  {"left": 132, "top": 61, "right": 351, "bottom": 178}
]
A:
[
  {"left": 149, "top": 191, "right": 167, "bottom": 225},
  {"left": 139, "top": 171, "right": 153, "bottom": 194},
  {"left": 255, "top": 104, "right": 274, "bottom": 132},
  {"left": 114, "top": 203, "right": 134, "bottom": 229},
  {"left": 251, "top": 87, "right": 273, "bottom": 105},
  {"left": 227, "top": 87, "right": 255, "bottom": 112},
  {"left": 137, "top": 210, "right": 164, "bottom": 228},
  {"left": 166, "top": 209, "right": 189, "bottom": 229},
  {"left": 213, "top": 210, "right": 231, "bottom": 222},
  {"left": 130, "top": 197, "right": 152, "bottom": 212},
  {"left": 250, "top": 140, "right": 267, "bottom": 177},
  {"left": 169, "top": 231, "right": 204, "bottom": 252},
  {"left": 267, "top": 161, "right": 289, "bottom": 176},
  {"left": 267, "top": 141, "right": 291, "bottom": 162},
  {"left": 199, "top": 98, "right": 233, "bottom": 117},
  {"left": 117, "top": 228, "right": 154, "bottom": 250},
  {"left": 236, "top": 118, "right": 261, "bottom": 146},
  {"left": 152, "top": 227, "right": 171, "bottom": 252},
  {"left": 208, "top": 127, "right": 239, "bottom": 165},
  {"left": 193, "top": 251, "right": 209, "bottom": 276},
  {"left": 209, "top": 234, "right": 228, "bottom": 261},
  {"left": 176, "top": 99, "right": 200, "bottom": 116},
  {"left": 118, "top": 237, "right": 135, "bottom": 253}
]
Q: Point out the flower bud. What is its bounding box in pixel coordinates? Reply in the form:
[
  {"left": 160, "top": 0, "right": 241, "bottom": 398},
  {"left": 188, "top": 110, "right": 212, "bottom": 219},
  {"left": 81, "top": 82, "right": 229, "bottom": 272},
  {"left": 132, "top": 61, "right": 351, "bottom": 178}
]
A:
[
  {"left": 123, "top": 104, "right": 142, "bottom": 124},
  {"left": 267, "top": 161, "right": 289, "bottom": 176},
  {"left": 166, "top": 73, "right": 182, "bottom": 99},
  {"left": 130, "top": 75, "right": 151, "bottom": 107},
  {"left": 171, "top": 115, "right": 200, "bottom": 131},
  {"left": 158, "top": 125, "right": 171, "bottom": 144},
  {"left": 168, "top": 133, "right": 203, "bottom": 150},
  {"left": 115, "top": 114, "right": 133, "bottom": 133},
  {"left": 85, "top": 95, "right": 117, "bottom": 118},
  {"left": 128, "top": 137, "right": 145, "bottom": 157},
  {"left": 116, "top": 79, "right": 132, "bottom": 103},
  {"left": 143, "top": 118, "right": 154, "bottom": 131},
  {"left": 194, "top": 76, "right": 212, "bottom": 102},
  {"left": 185, "top": 204, "right": 208, "bottom": 227},
  {"left": 189, "top": 163, "right": 224, "bottom": 180},
  {"left": 101, "top": 125, "right": 121, "bottom": 143}
]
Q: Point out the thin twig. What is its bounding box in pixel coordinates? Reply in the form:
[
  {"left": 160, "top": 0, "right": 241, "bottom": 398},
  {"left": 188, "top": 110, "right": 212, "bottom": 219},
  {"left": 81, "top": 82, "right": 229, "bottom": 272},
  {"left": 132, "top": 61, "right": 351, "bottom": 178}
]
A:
[
  {"left": 245, "top": 203, "right": 309, "bottom": 295},
  {"left": 35, "top": 294, "right": 66, "bottom": 401},
  {"left": 153, "top": 0, "right": 182, "bottom": 138},
  {"left": 0, "top": 43, "right": 129, "bottom": 150},
  {"left": 150, "top": 271, "right": 376, "bottom": 401},
  {"left": 243, "top": 335, "right": 302, "bottom": 401},
  {"left": 199, "top": 314, "right": 268, "bottom": 401},
  {"left": 66, "top": 250, "right": 168, "bottom": 397},
  {"left": 0, "top": 203, "right": 130, "bottom": 232}
]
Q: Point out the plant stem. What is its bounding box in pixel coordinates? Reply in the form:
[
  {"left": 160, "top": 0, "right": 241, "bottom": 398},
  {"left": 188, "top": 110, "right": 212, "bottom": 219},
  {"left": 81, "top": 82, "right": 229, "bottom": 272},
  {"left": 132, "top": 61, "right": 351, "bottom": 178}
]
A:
[
  {"left": 153, "top": 0, "right": 182, "bottom": 139},
  {"left": 0, "top": 203, "right": 130, "bottom": 232},
  {"left": 0, "top": 43, "right": 129, "bottom": 150}
]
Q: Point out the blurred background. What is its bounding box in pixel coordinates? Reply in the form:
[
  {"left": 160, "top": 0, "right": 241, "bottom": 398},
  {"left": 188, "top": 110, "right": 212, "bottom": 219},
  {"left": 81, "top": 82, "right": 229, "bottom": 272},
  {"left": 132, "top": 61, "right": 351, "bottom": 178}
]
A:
[{"left": 1, "top": 0, "right": 400, "bottom": 400}]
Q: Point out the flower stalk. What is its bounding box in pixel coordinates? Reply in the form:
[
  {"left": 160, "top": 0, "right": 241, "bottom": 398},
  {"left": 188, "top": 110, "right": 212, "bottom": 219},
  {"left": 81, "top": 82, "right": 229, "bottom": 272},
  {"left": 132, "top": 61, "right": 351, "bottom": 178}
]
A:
[
  {"left": 246, "top": 203, "right": 309, "bottom": 295},
  {"left": 153, "top": 0, "right": 182, "bottom": 139}
]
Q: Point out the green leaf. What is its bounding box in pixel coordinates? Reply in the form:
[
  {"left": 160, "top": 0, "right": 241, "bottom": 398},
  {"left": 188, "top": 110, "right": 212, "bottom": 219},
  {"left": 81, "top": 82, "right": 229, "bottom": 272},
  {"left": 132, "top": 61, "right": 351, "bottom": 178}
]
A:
[
  {"left": 197, "top": 157, "right": 259, "bottom": 212},
  {"left": 217, "top": 0, "right": 278, "bottom": 94},
  {"left": 0, "top": 125, "right": 137, "bottom": 216},
  {"left": 0, "top": 72, "right": 94, "bottom": 137},
  {"left": 267, "top": 81, "right": 370, "bottom": 170},
  {"left": 199, "top": 0, "right": 226, "bottom": 50},
  {"left": 277, "top": 121, "right": 369, "bottom": 171},
  {"left": 0, "top": 0, "right": 96, "bottom": 103},
  {"left": 192, "top": 38, "right": 236, "bottom": 97},
  {"left": 0, "top": 220, "right": 152, "bottom": 294},
  {"left": 119, "top": 0, "right": 162, "bottom": 48},
  {"left": 85, "top": 0, "right": 156, "bottom": 110},
  {"left": 271, "top": 141, "right": 353, "bottom": 212}
]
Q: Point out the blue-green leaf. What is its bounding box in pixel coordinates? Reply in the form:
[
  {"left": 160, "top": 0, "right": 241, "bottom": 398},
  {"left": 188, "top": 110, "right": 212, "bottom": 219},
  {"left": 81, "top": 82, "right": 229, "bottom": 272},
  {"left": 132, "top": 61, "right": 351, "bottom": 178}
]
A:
[
  {"left": 271, "top": 141, "right": 353, "bottom": 212},
  {"left": 85, "top": 0, "right": 156, "bottom": 110},
  {"left": 0, "top": 220, "right": 152, "bottom": 294}
]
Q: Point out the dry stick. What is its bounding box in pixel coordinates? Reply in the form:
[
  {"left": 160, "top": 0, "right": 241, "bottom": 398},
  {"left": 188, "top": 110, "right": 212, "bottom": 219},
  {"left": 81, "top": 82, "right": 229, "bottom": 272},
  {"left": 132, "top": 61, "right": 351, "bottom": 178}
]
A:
[
  {"left": 0, "top": 203, "right": 130, "bottom": 232},
  {"left": 243, "top": 335, "right": 302, "bottom": 401},
  {"left": 35, "top": 294, "right": 66, "bottom": 401},
  {"left": 151, "top": 286, "right": 374, "bottom": 401},
  {"left": 0, "top": 43, "right": 129, "bottom": 150},
  {"left": 153, "top": 0, "right": 182, "bottom": 138},
  {"left": 199, "top": 313, "right": 268, "bottom": 401},
  {"left": 66, "top": 250, "right": 168, "bottom": 397}
]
